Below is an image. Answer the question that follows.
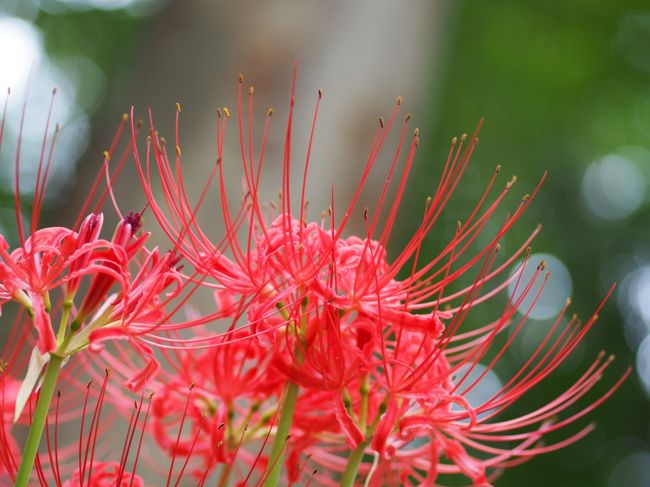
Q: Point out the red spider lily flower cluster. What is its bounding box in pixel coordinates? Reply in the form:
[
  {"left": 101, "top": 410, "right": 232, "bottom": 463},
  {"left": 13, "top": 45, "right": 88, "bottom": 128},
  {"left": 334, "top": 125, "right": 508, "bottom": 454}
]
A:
[
  {"left": 0, "top": 95, "right": 185, "bottom": 392},
  {"left": 0, "top": 71, "right": 630, "bottom": 487}
]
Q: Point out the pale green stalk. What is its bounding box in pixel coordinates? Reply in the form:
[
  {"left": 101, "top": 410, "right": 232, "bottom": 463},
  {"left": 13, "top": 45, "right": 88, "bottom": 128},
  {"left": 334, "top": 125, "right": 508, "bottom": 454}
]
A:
[
  {"left": 262, "top": 381, "right": 300, "bottom": 486},
  {"left": 340, "top": 438, "right": 370, "bottom": 487},
  {"left": 14, "top": 354, "right": 63, "bottom": 487}
]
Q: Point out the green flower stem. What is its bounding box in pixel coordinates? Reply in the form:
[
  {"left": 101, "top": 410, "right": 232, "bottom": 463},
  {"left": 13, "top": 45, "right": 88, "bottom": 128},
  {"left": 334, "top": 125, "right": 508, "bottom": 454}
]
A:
[
  {"left": 340, "top": 438, "right": 370, "bottom": 487},
  {"left": 14, "top": 353, "right": 64, "bottom": 487},
  {"left": 263, "top": 381, "right": 300, "bottom": 487},
  {"left": 340, "top": 398, "right": 386, "bottom": 487},
  {"left": 263, "top": 297, "right": 305, "bottom": 486},
  {"left": 359, "top": 375, "right": 369, "bottom": 435},
  {"left": 56, "top": 298, "right": 73, "bottom": 344}
]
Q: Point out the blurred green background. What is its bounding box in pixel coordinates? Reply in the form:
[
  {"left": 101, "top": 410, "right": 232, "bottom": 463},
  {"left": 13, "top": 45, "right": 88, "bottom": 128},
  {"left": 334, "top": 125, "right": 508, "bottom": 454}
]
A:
[{"left": 1, "top": 0, "right": 649, "bottom": 485}]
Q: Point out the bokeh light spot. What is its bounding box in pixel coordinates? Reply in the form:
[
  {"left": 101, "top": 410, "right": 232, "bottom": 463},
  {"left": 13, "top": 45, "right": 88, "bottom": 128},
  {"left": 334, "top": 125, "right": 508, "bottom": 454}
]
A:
[
  {"left": 636, "top": 335, "right": 650, "bottom": 398},
  {"left": 618, "top": 264, "right": 650, "bottom": 349},
  {"left": 509, "top": 253, "right": 572, "bottom": 321},
  {"left": 581, "top": 153, "right": 646, "bottom": 220},
  {"left": 0, "top": 16, "right": 42, "bottom": 96},
  {"left": 608, "top": 451, "right": 650, "bottom": 487},
  {"left": 452, "top": 362, "right": 502, "bottom": 420}
]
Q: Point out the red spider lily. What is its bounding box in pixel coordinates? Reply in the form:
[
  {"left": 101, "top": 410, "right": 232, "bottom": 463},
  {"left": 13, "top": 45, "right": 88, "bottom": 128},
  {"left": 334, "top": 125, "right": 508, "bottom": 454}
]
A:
[
  {"left": 0, "top": 90, "right": 209, "bottom": 487},
  {"left": 0, "top": 205, "right": 182, "bottom": 396},
  {"left": 149, "top": 329, "right": 284, "bottom": 479},
  {"left": 0, "top": 89, "right": 194, "bottom": 393},
  {"left": 131, "top": 69, "right": 629, "bottom": 486},
  {"left": 0, "top": 222, "right": 99, "bottom": 354}
]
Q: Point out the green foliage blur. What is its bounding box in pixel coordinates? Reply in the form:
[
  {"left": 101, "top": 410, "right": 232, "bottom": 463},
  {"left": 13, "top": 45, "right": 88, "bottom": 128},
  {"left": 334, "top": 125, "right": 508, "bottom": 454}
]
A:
[{"left": 404, "top": 1, "right": 650, "bottom": 485}]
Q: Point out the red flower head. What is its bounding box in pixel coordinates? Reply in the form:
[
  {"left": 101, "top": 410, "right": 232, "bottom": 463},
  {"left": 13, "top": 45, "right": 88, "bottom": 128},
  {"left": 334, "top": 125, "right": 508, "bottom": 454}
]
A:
[
  {"left": 132, "top": 69, "right": 629, "bottom": 486},
  {"left": 0, "top": 91, "right": 213, "bottom": 487},
  {"left": 0, "top": 90, "right": 195, "bottom": 399},
  {"left": 149, "top": 328, "right": 283, "bottom": 478}
]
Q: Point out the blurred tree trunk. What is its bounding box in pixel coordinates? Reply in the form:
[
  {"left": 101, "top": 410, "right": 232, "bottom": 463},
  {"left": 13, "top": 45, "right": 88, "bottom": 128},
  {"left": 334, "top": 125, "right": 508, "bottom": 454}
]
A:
[{"left": 110, "top": 0, "right": 450, "bottom": 239}]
